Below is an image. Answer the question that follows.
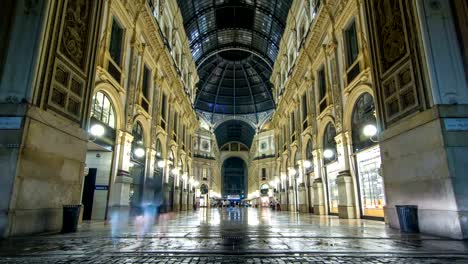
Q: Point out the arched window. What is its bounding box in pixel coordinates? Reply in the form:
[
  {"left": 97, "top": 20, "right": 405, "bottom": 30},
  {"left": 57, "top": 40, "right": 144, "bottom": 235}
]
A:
[
  {"left": 323, "top": 122, "right": 337, "bottom": 165},
  {"left": 305, "top": 140, "right": 314, "bottom": 172},
  {"left": 260, "top": 184, "right": 269, "bottom": 195},
  {"left": 91, "top": 91, "right": 115, "bottom": 128},
  {"left": 155, "top": 139, "right": 162, "bottom": 158},
  {"left": 131, "top": 122, "right": 145, "bottom": 162},
  {"left": 351, "top": 93, "right": 376, "bottom": 152}
]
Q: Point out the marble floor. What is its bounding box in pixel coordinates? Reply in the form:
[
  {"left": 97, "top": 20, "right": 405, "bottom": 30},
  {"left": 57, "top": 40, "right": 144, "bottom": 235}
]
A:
[{"left": 1, "top": 207, "right": 468, "bottom": 263}]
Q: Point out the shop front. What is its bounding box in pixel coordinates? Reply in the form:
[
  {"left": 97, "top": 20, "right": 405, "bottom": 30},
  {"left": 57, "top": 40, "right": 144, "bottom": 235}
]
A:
[
  {"left": 83, "top": 91, "right": 117, "bottom": 221},
  {"left": 129, "top": 122, "right": 146, "bottom": 216},
  {"left": 351, "top": 93, "right": 385, "bottom": 219},
  {"left": 322, "top": 122, "right": 339, "bottom": 215}
]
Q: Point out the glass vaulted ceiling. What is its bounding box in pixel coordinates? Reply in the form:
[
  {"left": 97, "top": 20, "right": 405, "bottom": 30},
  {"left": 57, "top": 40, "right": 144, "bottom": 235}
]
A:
[{"left": 177, "top": 0, "right": 293, "bottom": 117}]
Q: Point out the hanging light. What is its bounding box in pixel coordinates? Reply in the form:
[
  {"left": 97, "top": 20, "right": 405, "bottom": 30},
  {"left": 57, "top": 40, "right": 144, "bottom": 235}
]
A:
[
  {"left": 134, "top": 147, "right": 145, "bottom": 158},
  {"left": 171, "top": 167, "right": 180, "bottom": 175},
  {"left": 303, "top": 160, "right": 312, "bottom": 169},
  {"left": 193, "top": 181, "right": 200, "bottom": 187},
  {"left": 157, "top": 160, "right": 165, "bottom": 168},
  {"left": 363, "top": 124, "right": 378, "bottom": 138},
  {"left": 90, "top": 124, "right": 105, "bottom": 137},
  {"left": 323, "top": 149, "right": 334, "bottom": 159}
]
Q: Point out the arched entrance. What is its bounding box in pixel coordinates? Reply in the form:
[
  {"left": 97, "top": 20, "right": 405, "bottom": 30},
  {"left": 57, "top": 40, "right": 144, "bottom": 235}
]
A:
[
  {"left": 222, "top": 157, "right": 247, "bottom": 200},
  {"left": 129, "top": 122, "right": 146, "bottom": 216},
  {"left": 322, "top": 122, "right": 339, "bottom": 215},
  {"left": 83, "top": 91, "right": 118, "bottom": 220},
  {"left": 351, "top": 93, "right": 385, "bottom": 218}
]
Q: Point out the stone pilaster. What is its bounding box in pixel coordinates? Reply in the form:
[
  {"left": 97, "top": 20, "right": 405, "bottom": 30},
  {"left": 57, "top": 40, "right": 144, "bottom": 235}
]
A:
[
  {"left": 298, "top": 184, "right": 308, "bottom": 213},
  {"left": 313, "top": 178, "right": 325, "bottom": 215},
  {"left": 111, "top": 131, "right": 134, "bottom": 207},
  {"left": 173, "top": 187, "right": 181, "bottom": 212},
  {"left": 181, "top": 189, "right": 188, "bottom": 211},
  {"left": 336, "top": 170, "right": 357, "bottom": 219}
]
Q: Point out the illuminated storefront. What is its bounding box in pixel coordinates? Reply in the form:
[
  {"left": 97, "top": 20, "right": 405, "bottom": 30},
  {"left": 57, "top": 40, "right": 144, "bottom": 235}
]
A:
[
  {"left": 323, "top": 123, "right": 339, "bottom": 215},
  {"left": 351, "top": 93, "right": 385, "bottom": 218}
]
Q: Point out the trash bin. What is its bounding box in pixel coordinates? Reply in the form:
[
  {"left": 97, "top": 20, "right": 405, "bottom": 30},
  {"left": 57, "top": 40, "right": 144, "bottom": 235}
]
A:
[
  {"left": 395, "top": 205, "right": 419, "bottom": 233},
  {"left": 61, "top": 205, "right": 81, "bottom": 233}
]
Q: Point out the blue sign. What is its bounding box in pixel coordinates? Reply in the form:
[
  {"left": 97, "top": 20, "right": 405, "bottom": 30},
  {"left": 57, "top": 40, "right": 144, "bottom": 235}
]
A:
[{"left": 95, "top": 185, "right": 109, "bottom": 190}]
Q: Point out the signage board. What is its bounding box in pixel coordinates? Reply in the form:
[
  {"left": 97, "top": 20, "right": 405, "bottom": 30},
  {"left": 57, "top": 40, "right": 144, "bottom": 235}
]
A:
[
  {"left": 94, "top": 185, "right": 109, "bottom": 190},
  {"left": 445, "top": 118, "right": 468, "bottom": 131},
  {"left": 0, "top": 117, "right": 22, "bottom": 129}
]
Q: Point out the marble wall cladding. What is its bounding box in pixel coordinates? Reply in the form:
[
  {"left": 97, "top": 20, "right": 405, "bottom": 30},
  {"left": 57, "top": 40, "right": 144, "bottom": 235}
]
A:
[
  {"left": 8, "top": 112, "right": 88, "bottom": 236},
  {"left": 380, "top": 113, "right": 468, "bottom": 239}
]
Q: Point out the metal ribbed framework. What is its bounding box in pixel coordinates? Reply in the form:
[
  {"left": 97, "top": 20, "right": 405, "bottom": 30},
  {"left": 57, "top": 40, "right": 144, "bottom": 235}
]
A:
[
  {"left": 177, "top": 0, "right": 292, "bottom": 116},
  {"left": 214, "top": 119, "right": 256, "bottom": 148},
  {"left": 177, "top": 0, "right": 292, "bottom": 65},
  {"left": 195, "top": 52, "right": 274, "bottom": 116},
  {"left": 177, "top": 0, "right": 292, "bottom": 148}
]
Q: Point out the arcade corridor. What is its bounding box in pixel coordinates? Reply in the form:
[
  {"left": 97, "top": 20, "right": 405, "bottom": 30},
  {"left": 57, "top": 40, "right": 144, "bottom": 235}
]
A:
[
  {"left": 1, "top": 208, "right": 468, "bottom": 263},
  {"left": 1, "top": 0, "right": 468, "bottom": 262}
]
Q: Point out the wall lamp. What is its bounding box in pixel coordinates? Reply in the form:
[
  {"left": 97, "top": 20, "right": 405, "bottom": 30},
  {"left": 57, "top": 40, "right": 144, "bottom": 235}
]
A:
[
  {"left": 323, "top": 149, "right": 335, "bottom": 159},
  {"left": 363, "top": 124, "right": 379, "bottom": 142},
  {"left": 90, "top": 124, "right": 105, "bottom": 137},
  {"left": 157, "top": 160, "right": 166, "bottom": 168},
  {"left": 133, "top": 147, "right": 145, "bottom": 158}
]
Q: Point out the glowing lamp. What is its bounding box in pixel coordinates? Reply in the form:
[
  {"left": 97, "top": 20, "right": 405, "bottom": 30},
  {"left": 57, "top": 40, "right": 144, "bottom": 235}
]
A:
[
  {"left": 90, "top": 124, "right": 105, "bottom": 137},
  {"left": 323, "top": 149, "right": 334, "bottom": 159},
  {"left": 134, "top": 147, "right": 145, "bottom": 158},
  {"left": 363, "top": 124, "right": 378, "bottom": 138},
  {"left": 303, "top": 160, "right": 312, "bottom": 169},
  {"left": 288, "top": 168, "right": 297, "bottom": 177},
  {"left": 157, "top": 160, "right": 165, "bottom": 168}
]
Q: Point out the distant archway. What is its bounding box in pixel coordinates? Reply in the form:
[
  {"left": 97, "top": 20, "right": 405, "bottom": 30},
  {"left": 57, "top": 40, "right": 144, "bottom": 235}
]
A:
[{"left": 222, "top": 157, "right": 247, "bottom": 199}]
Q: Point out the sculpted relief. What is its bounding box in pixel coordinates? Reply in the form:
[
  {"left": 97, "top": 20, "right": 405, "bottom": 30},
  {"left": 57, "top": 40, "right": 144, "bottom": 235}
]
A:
[
  {"left": 375, "top": 0, "right": 407, "bottom": 73},
  {"left": 61, "top": 0, "right": 91, "bottom": 70}
]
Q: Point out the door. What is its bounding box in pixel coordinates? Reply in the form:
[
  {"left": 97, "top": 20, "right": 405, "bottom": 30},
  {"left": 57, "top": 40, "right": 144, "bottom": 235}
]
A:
[{"left": 82, "top": 168, "right": 97, "bottom": 220}]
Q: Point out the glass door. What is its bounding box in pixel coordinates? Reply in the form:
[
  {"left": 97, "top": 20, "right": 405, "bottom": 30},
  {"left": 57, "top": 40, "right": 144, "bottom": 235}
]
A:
[{"left": 356, "top": 146, "right": 385, "bottom": 218}]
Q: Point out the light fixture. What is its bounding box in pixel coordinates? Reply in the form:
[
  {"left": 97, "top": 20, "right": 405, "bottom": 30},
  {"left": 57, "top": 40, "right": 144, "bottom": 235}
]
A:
[
  {"left": 182, "top": 173, "right": 188, "bottom": 180},
  {"left": 288, "top": 167, "right": 297, "bottom": 177},
  {"left": 157, "top": 160, "right": 165, "bottom": 168},
  {"left": 134, "top": 147, "right": 145, "bottom": 158},
  {"left": 193, "top": 181, "right": 199, "bottom": 187},
  {"left": 363, "top": 124, "right": 378, "bottom": 138},
  {"left": 90, "top": 124, "right": 105, "bottom": 137},
  {"left": 280, "top": 173, "right": 287, "bottom": 181},
  {"left": 323, "top": 149, "right": 334, "bottom": 159},
  {"left": 171, "top": 167, "right": 180, "bottom": 175},
  {"left": 303, "top": 160, "right": 312, "bottom": 169}
]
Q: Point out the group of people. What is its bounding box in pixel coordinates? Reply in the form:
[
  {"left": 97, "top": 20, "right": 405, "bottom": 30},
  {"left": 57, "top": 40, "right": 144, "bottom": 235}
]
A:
[{"left": 269, "top": 201, "right": 281, "bottom": 211}]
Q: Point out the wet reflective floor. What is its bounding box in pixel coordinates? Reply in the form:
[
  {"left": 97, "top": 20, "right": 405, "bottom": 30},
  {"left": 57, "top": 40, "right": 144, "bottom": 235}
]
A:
[{"left": 1, "top": 208, "right": 468, "bottom": 263}]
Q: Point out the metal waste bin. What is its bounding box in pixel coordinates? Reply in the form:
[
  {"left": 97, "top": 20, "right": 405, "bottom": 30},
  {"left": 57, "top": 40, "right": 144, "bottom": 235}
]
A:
[
  {"left": 395, "top": 205, "right": 419, "bottom": 233},
  {"left": 61, "top": 205, "right": 81, "bottom": 233}
]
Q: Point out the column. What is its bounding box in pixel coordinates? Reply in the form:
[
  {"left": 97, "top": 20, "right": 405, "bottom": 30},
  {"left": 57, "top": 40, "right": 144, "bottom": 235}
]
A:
[
  {"left": 312, "top": 178, "right": 325, "bottom": 215},
  {"left": 311, "top": 150, "right": 325, "bottom": 215},
  {"left": 335, "top": 133, "right": 357, "bottom": 219},
  {"left": 181, "top": 189, "right": 188, "bottom": 211},
  {"left": 111, "top": 131, "right": 134, "bottom": 207},
  {"left": 364, "top": 0, "right": 468, "bottom": 238},
  {"left": 298, "top": 183, "right": 307, "bottom": 213}
]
